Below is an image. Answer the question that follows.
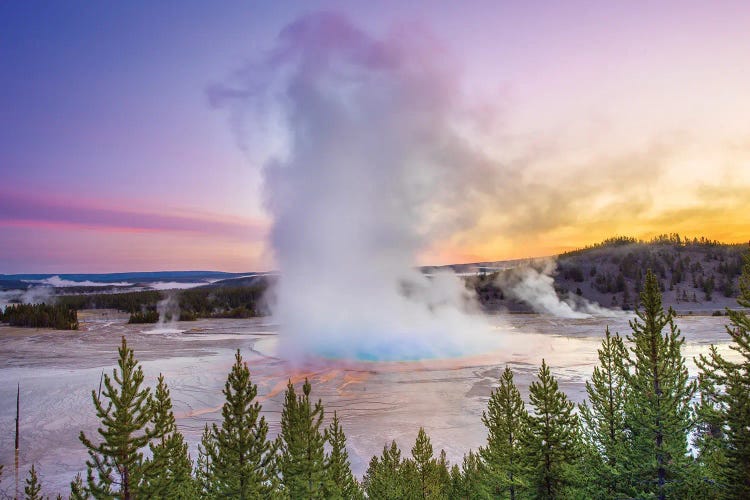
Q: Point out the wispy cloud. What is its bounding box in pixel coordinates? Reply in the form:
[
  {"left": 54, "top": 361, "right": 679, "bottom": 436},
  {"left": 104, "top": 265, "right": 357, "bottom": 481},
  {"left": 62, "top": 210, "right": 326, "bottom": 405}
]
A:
[{"left": 0, "top": 190, "right": 267, "bottom": 239}]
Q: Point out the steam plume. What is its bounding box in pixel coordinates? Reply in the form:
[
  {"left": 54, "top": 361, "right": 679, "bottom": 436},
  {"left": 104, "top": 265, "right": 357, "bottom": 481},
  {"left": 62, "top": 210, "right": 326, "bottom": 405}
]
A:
[
  {"left": 497, "top": 259, "right": 622, "bottom": 318},
  {"left": 211, "top": 12, "right": 502, "bottom": 361}
]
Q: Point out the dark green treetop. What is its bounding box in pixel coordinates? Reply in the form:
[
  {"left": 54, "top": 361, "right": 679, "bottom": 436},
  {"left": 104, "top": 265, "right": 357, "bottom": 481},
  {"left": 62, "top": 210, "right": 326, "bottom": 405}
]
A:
[
  {"left": 207, "top": 349, "right": 275, "bottom": 499},
  {"left": 362, "top": 440, "right": 415, "bottom": 499},
  {"left": 623, "top": 269, "right": 696, "bottom": 500},
  {"left": 79, "top": 336, "right": 155, "bottom": 499},
  {"left": 696, "top": 247, "right": 750, "bottom": 497},
  {"left": 480, "top": 366, "right": 528, "bottom": 499},
  {"left": 522, "top": 359, "right": 582, "bottom": 500},
  {"left": 276, "top": 378, "right": 328, "bottom": 499},
  {"left": 25, "top": 464, "right": 43, "bottom": 500},
  {"left": 324, "top": 411, "right": 362, "bottom": 499},
  {"left": 579, "top": 327, "right": 627, "bottom": 497},
  {"left": 141, "top": 374, "right": 196, "bottom": 499}
]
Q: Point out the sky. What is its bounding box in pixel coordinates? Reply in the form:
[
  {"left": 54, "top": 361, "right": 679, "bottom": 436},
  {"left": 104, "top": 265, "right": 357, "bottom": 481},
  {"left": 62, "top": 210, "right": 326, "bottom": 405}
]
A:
[{"left": 1, "top": 0, "right": 749, "bottom": 273}]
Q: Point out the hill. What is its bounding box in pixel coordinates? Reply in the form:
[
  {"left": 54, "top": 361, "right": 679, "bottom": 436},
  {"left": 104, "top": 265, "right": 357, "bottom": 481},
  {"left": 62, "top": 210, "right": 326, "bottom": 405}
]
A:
[{"left": 471, "top": 235, "right": 748, "bottom": 314}]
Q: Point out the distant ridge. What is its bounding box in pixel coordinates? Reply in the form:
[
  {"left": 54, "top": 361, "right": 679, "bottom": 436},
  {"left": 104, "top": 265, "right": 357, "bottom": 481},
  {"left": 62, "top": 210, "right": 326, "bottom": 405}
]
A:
[{"left": 0, "top": 270, "right": 258, "bottom": 284}]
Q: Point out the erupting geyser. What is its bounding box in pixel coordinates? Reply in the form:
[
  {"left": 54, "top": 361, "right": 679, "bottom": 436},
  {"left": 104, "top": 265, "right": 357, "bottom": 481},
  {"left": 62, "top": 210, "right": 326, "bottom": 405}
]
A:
[{"left": 212, "top": 12, "right": 505, "bottom": 361}]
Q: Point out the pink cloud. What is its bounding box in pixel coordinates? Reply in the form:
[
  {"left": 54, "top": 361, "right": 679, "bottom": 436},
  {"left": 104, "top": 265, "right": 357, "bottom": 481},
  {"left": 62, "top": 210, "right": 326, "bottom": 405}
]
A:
[{"left": 0, "top": 190, "right": 268, "bottom": 239}]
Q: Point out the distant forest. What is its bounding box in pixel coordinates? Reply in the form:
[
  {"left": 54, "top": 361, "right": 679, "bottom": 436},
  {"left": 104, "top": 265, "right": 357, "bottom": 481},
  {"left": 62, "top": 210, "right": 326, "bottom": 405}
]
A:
[
  {"left": 59, "top": 285, "right": 268, "bottom": 324},
  {"left": 0, "top": 303, "right": 78, "bottom": 330},
  {"left": 472, "top": 234, "right": 749, "bottom": 312},
  {"left": 0, "top": 284, "right": 268, "bottom": 329},
  {"left": 5, "top": 252, "right": 750, "bottom": 499}
]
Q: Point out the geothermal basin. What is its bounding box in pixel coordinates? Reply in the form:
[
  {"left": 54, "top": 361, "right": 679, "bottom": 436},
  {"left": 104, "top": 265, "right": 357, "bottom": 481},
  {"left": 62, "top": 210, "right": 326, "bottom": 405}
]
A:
[{"left": 0, "top": 311, "right": 738, "bottom": 495}]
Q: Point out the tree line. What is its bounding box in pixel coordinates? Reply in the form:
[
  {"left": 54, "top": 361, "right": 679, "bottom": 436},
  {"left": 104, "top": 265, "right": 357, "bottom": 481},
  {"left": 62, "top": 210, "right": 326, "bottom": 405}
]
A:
[
  {"left": 0, "top": 303, "right": 78, "bottom": 330},
  {"left": 6, "top": 253, "right": 750, "bottom": 499},
  {"left": 54, "top": 285, "right": 268, "bottom": 324}
]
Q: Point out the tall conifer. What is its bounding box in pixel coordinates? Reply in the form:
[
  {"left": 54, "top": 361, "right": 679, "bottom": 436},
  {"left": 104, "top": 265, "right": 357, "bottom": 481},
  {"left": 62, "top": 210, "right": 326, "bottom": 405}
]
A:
[
  {"left": 623, "top": 269, "right": 695, "bottom": 500},
  {"left": 696, "top": 247, "right": 750, "bottom": 497},
  {"left": 408, "top": 427, "right": 449, "bottom": 499},
  {"left": 522, "top": 359, "right": 582, "bottom": 499},
  {"left": 24, "top": 465, "right": 43, "bottom": 500},
  {"left": 208, "top": 349, "right": 275, "bottom": 498},
  {"left": 69, "top": 473, "right": 88, "bottom": 500},
  {"left": 194, "top": 424, "right": 215, "bottom": 498},
  {"left": 480, "top": 366, "right": 528, "bottom": 499},
  {"left": 79, "top": 336, "right": 155, "bottom": 499},
  {"left": 362, "top": 441, "right": 415, "bottom": 499},
  {"left": 142, "top": 374, "right": 196, "bottom": 499},
  {"left": 276, "top": 379, "right": 328, "bottom": 498},
  {"left": 579, "top": 327, "right": 627, "bottom": 497},
  {"left": 449, "top": 451, "right": 488, "bottom": 499},
  {"left": 324, "top": 412, "right": 361, "bottom": 499}
]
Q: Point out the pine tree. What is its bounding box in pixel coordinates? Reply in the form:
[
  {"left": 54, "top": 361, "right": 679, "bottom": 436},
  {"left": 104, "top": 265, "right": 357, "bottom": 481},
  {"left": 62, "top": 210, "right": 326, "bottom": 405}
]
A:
[
  {"left": 324, "top": 412, "right": 361, "bottom": 499},
  {"left": 69, "top": 473, "right": 88, "bottom": 500},
  {"left": 435, "top": 450, "right": 451, "bottom": 498},
  {"left": 208, "top": 349, "right": 275, "bottom": 498},
  {"left": 696, "top": 247, "right": 750, "bottom": 498},
  {"left": 449, "top": 464, "right": 463, "bottom": 498},
  {"left": 622, "top": 269, "right": 696, "bottom": 500},
  {"left": 522, "top": 359, "right": 582, "bottom": 499},
  {"left": 449, "top": 451, "right": 488, "bottom": 500},
  {"left": 276, "top": 378, "right": 328, "bottom": 498},
  {"left": 24, "top": 464, "right": 43, "bottom": 500},
  {"left": 579, "top": 327, "right": 627, "bottom": 497},
  {"left": 409, "top": 427, "right": 449, "bottom": 499},
  {"left": 480, "top": 366, "right": 528, "bottom": 499},
  {"left": 693, "top": 344, "right": 729, "bottom": 497},
  {"left": 79, "top": 336, "right": 155, "bottom": 499},
  {"left": 195, "top": 424, "right": 215, "bottom": 497},
  {"left": 141, "top": 374, "right": 196, "bottom": 499},
  {"left": 362, "top": 441, "right": 414, "bottom": 499}
]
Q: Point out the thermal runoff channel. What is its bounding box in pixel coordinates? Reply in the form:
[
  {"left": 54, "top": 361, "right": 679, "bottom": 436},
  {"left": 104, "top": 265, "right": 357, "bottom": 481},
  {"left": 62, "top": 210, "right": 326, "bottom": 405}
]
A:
[{"left": 212, "top": 13, "right": 505, "bottom": 361}]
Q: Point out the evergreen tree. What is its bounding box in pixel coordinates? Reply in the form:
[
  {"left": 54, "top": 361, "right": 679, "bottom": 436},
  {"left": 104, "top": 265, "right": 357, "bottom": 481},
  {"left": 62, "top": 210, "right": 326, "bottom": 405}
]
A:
[
  {"left": 696, "top": 247, "right": 750, "bottom": 498},
  {"left": 409, "top": 427, "right": 449, "bottom": 499},
  {"left": 579, "top": 327, "right": 627, "bottom": 497},
  {"left": 435, "top": 450, "right": 451, "bottom": 498},
  {"left": 324, "top": 411, "right": 361, "bottom": 499},
  {"left": 276, "top": 378, "right": 328, "bottom": 498},
  {"left": 522, "top": 359, "right": 582, "bottom": 499},
  {"left": 449, "top": 451, "right": 488, "bottom": 500},
  {"left": 622, "top": 269, "right": 696, "bottom": 500},
  {"left": 69, "top": 473, "right": 88, "bottom": 500},
  {"left": 362, "top": 441, "right": 416, "bottom": 499},
  {"left": 207, "top": 349, "right": 275, "bottom": 498},
  {"left": 141, "top": 374, "right": 196, "bottom": 499},
  {"left": 449, "top": 464, "right": 463, "bottom": 499},
  {"left": 693, "top": 344, "right": 729, "bottom": 498},
  {"left": 480, "top": 366, "right": 528, "bottom": 499},
  {"left": 79, "top": 336, "right": 155, "bottom": 499},
  {"left": 25, "top": 464, "right": 43, "bottom": 500},
  {"left": 195, "top": 424, "right": 215, "bottom": 498}
]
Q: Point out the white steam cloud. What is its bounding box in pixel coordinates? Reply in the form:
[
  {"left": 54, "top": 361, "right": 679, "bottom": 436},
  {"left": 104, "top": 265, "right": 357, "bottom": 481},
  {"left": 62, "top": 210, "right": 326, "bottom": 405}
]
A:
[
  {"left": 497, "top": 259, "right": 622, "bottom": 318},
  {"left": 211, "top": 13, "right": 504, "bottom": 361},
  {"left": 0, "top": 286, "right": 56, "bottom": 311},
  {"left": 146, "top": 281, "right": 215, "bottom": 290},
  {"left": 147, "top": 294, "right": 184, "bottom": 335},
  {"left": 24, "top": 276, "right": 131, "bottom": 287}
]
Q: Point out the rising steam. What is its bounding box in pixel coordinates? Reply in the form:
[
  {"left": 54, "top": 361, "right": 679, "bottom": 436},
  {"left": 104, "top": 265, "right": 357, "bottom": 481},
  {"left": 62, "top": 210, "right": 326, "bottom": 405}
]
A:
[
  {"left": 211, "top": 12, "right": 504, "bottom": 361},
  {"left": 497, "top": 259, "right": 622, "bottom": 318}
]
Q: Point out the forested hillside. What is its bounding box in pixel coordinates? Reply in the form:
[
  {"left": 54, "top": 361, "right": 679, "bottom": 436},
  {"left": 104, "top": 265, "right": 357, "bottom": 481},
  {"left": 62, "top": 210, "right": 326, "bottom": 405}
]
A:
[{"left": 472, "top": 235, "right": 748, "bottom": 313}]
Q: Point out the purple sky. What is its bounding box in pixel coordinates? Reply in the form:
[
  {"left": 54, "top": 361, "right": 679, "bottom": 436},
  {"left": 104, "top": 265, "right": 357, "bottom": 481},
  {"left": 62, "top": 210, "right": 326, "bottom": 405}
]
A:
[{"left": 1, "top": 1, "right": 749, "bottom": 272}]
